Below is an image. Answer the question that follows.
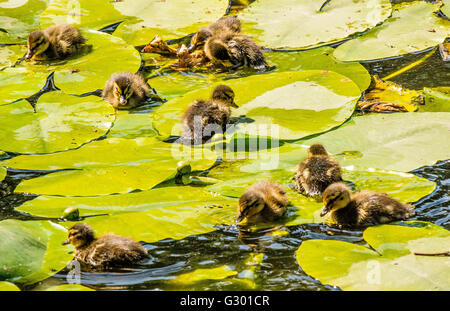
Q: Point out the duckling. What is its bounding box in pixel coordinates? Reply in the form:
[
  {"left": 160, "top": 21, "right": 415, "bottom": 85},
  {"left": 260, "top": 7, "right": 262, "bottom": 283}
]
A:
[
  {"left": 236, "top": 181, "right": 289, "bottom": 224},
  {"left": 62, "top": 223, "right": 149, "bottom": 268},
  {"left": 294, "top": 144, "right": 342, "bottom": 197},
  {"left": 188, "top": 16, "right": 241, "bottom": 52},
  {"left": 321, "top": 182, "right": 415, "bottom": 228},
  {"left": 181, "top": 85, "right": 238, "bottom": 144},
  {"left": 25, "top": 24, "right": 86, "bottom": 61},
  {"left": 102, "top": 72, "right": 162, "bottom": 110},
  {"left": 204, "top": 30, "right": 269, "bottom": 71}
]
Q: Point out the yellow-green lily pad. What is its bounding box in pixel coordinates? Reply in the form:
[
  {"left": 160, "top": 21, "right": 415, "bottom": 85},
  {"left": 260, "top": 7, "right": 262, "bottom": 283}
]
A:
[
  {"left": 334, "top": 1, "right": 450, "bottom": 61},
  {"left": 296, "top": 221, "right": 450, "bottom": 290},
  {"left": 0, "top": 92, "right": 115, "bottom": 154},
  {"left": 239, "top": 0, "right": 392, "bottom": 50},
  {"left": 153, "top": 71, "right": 361, "bottom": 141},
  {"left": 0, "top": 219, "right": 72, "bottom": 285},
  {"left": 112, "top": 0, "right": 229, "bottom": 46}
]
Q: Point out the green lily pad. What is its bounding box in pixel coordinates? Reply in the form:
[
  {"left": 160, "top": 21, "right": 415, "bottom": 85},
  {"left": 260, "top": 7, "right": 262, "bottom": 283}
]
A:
[
  {"left": 300, "top": 112, "right": 450, "bottom": 172},
  {"left": 5, "top": 137, "right": 217, "bottom": 196},
  {"left": 108, "top": 111, "right": 158, "bottom": 139},
  {"left": 296, "top": 221, "right": 450, "bottom": 290},
  {"left": 0, "top": 281, "right": 20, "bottom": 291},
  {"left": 16, "top": 186, "right": 229, "bottom": 218},
  {"left": 39, "top": 0, "right": 128, "bottom": 31},
  {"left": 112, "top": 0, "right": 229, "bottom": 46},
  {"left": 422, "top": 87, "right": 450, "bottom": 112},
  {"left": 60, "top": 197, "right": 236, "bottom": 243},
  {"left": 238, "top": 113, "right": 450, "bottom": 173},
  {"left": 266, "top": 47, "right": 371, "bottom": 92},
  {"left": 238, "top": 0, "right": 392, "bottom": 50},
  {"left": 0, "top": 219, "right": 72, "bottom": 285},
  {"left": 0, "top": 167, "right": 6, "bottom": 182},
  {"left": 442, "top": 0, "right": 450, "bottom": 18},
  {"left": 207, "top": 165, "right": 434, "bottom": 227},
  {"left": 0, "top": 92, "right": 115, "bottom": 154},
  {"left": 334, "top": 1, "right": 450, "bottom": 61},
  {"left": 1, "top": 30, "right": 141, "bottom": 97},
  {"left": 153, "top": 71, "right": 361, "bottom": 141},
  {"left": 168, "top": 265, "right": 238, "bottom": 286},
  {"left": 0, "top": 0, "right": 48, "bottom": 44},
  {"left": 42, "top": 284, "right": 95, "bottom": 291}
]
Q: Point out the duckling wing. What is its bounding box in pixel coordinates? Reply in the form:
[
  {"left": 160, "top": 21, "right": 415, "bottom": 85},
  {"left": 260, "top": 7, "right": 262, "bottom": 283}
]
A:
[{"left": 227, "top": 35, "right": 268, "bottom": 70}]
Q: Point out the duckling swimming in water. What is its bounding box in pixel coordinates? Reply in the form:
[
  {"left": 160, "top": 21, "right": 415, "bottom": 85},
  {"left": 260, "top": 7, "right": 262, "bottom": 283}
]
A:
[
  {"left": 102, "top": 72, "right": 162, "bottom": 110},
  {"left": 294, "top": 144, "right": 342, "bottom": 197},
  {"left": 236, "top": 181, "right": 289, "bottom": 225},
  {"left": 204, "top": 30, "right": 269, "bottom": 71},
  {"left": 188, "top": 15, "right": 241, "bottom": 52},
  {"left": 25, "top": 24, "right": 86, "bottom": 61},
  {"left": 181, "top": 85, "right": 238, "bottom": 144},
  {"left": 321, "top": 182, "right": 415, "bottom": 228},
  {"left": 62, "top": 223, "right": 149, "bottom": 268}
]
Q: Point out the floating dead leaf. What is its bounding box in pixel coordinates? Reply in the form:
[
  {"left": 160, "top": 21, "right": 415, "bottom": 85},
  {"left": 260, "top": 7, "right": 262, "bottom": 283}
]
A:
[
  {"left": 358, "top": 75, "right": 424, "bottom": 112},
  {"left": 439, "top": 42, "right": 449, "bottom": 62},
  {"left": 141, "top": 35, "right": 178, "bottom": 56},
  {"left": 170, "top": 44, "right": 209, "bottom": 71}
]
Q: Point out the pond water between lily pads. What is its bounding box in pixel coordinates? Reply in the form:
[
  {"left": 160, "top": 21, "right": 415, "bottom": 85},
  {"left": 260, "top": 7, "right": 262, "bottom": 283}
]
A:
[{"left": 0, "top": 46, "right": 449, "bottom": 290}]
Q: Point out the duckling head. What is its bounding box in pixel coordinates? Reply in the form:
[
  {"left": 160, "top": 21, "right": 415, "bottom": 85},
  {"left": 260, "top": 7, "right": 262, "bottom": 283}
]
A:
[
  {"left": 111, "top": 75, "right": 134, "bottom": 107},
  {"left": 188, "top": 28, "right": 212, "bottom": 52},
  {"left": 62, "top": 222, "right": 95, "bottom": 248},
  {"left": 321, "top": 182, "right": 351, "bottom": 217},
  {"left": 211, "top": 85, "right": 238, "bottom": 108},
  {"left": 26, "top": 30, "right": 50, "bottom": 60},
  {"left": 205, "top": 37, "right": 232, "bottom": 63},
  {"left": 308, "top": 144, "right": 328, "bottom": 157},
  {"left": 236, "top": 192, "right": 265, "bottom": 224}
]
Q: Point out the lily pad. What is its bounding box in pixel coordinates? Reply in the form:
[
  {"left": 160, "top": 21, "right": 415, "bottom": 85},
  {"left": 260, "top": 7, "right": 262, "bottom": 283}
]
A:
[
  {"left": 5, "top": 137, "right": 217, "bottom": 196},
  {"left": 60, "top": 197, "right": 236, "bottom": 243},
  {"left": 16, "top": 186, "right": 230, "bottom": 218},
  {"left": 108, "top": 111, "right": 158, "bottom": 139},
  {"left": 296, "top": 221, "right": 450, "bottom": 290},
  {"left": 39, "top": 0, "right": 127, "bottom": 31},
  {"left": 168, "top": 265, "right": 238, "bottom": 286},
  {"left": 43, "top": 284, "right": 94, "bottom": 291},
  {"left": 422, "top": 87, "right": 450, "bottom": 112},
  {"left": 0, "top": 281, "right": 20, "bottom": 291},
  {"left": 0, "top": 167, "right": 6, "bottom": 182},
  {"left": 0, "top": 92, "right": 115, "bottom": 154},
  {"left": 300, "top": 112, "right": 450, "bottom": 172},
  {"left": 153, "top": 71, "right": 361, "bottom": 141},
  {"left": 238, "top": 0, "right": 392, "bottom": 50},
  {"left": 0, "top": 219, "right": 72, "bottom": 285},
  {"left": 1, "top": 30, "right": 141, "bottom": 97},
  {"left": 442, "top": 0, "right": 450, "bottom": 18},
  {"left": 112, "top": 0, "right": 229, "bottom": 46},
  {"left": 0, "top": 0, "right": 48, "bottom": 44},
  {"left": 239, "top": 113, "right": 450, "bottom": 173},
  {"left": 334, "top": 1, "right": 450, "bottom": 61}
]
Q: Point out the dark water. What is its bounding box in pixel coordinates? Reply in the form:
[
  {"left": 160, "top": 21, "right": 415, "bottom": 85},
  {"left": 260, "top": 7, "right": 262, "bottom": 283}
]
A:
[{"left": 1, "top": 0, "right": 450, "bottom": 291}]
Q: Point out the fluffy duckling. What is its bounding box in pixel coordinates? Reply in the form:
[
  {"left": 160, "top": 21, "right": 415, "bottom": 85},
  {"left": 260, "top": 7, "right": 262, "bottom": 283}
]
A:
[
  {"left": 25, "top": 24, "right": 86, "bottom": 61},
  {"left": 62, "top": 223, "right": 149, "bottom": 268},
  {"left": 321, "top": 182, "right": 415, "bottom": 228},
  {"left": 188, "top": 16, "right": 241, "bottom": 52},
  {"left": 102, "top": 72, "right": 161, "bottom": 110},
  {"left": 294, "top": 144, "right": 342, "bottom": 196},
  {"left": 204, "top": 30, "right": 269, "bottom": 71},
  {"left": 181, "top": 85, "right": 238, "bottom": 144},
  {"left": 236, "top": 181, "right": 289, "bottom": 224}
]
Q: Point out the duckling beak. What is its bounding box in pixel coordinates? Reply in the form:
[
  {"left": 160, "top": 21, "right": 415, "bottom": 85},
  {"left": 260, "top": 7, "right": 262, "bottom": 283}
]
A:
[
  {"left": 119, "top": 96, "right": 127, "bottom": 105},
  {"left": 320, "top": 205, "right": 330, "bottom": 217},
  {"left": 235, "top": 213, "right": 246, "bottom": 224},
  {"left": 61, "top": 239, "right": 70, "bottom": 246},
  {"left": 231, "top": 100, "right": 238, "bottom": 108},
  {"left": 187, "top": 44, "right": 196, "bottom": 53},
  {"left": 25, "top": 50, "right": 33, "bottom": 61}
]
